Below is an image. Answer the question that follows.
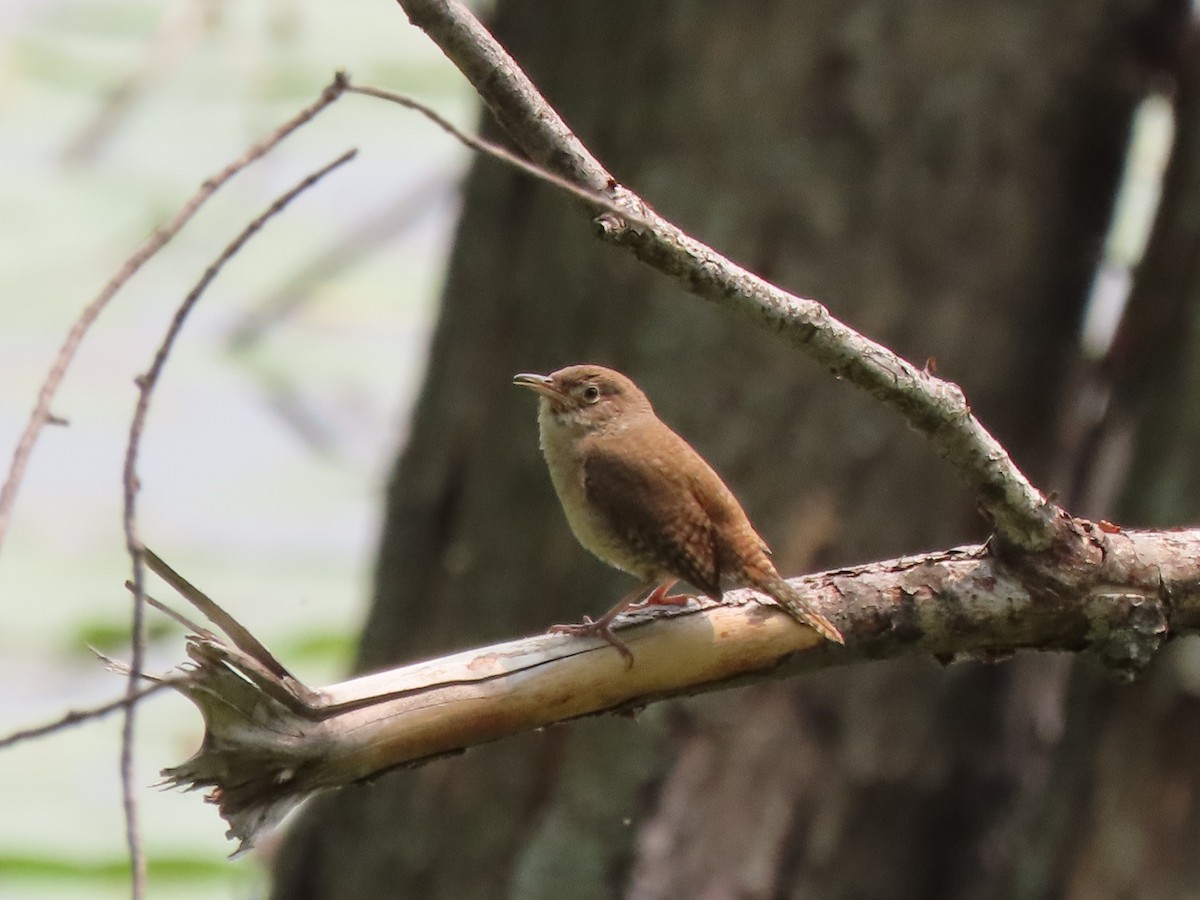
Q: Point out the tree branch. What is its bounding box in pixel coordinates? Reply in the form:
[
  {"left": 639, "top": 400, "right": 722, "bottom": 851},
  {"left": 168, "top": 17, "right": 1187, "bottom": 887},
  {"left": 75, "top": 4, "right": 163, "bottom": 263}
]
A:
[
  {"left": 0, "top": 72, "right": 349, "bottom": 559},
  {"left": 158, "top": 521, "right": 1189, "bottom": 851},
  {"left": 389, "top": 0, "right": 1053, "bottom": 550},
  {"left": 0, "top": 680, "right": 177, "bottom": 751},
  {"left": 118, "top": 149, "right": 356, "bottom": 896}
]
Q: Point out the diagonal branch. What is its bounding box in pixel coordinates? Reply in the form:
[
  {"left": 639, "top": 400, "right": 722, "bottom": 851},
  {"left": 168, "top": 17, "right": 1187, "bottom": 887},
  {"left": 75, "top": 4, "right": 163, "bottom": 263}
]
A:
[
  {"left": 158, "top": 523, "right": 1192, "bottom": 851},
  {"left": 0, "top": 72, "right": 350, "bottom": 560},
  {"left": 390, "top": 0, "right": 1054, "bottom": 550}
]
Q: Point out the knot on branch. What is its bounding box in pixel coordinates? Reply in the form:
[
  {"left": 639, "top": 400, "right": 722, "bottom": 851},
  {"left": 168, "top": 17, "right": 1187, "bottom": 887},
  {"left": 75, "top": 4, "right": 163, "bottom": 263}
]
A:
[
  {"left": 992, "top": 516, "right": 1174, "bottom": 676},
  {"left": 593, "top": 185, "right": 651, "bottom": 239},
  {"left": 1086, "top": 592, "right": 1170, "bottom": 679}
]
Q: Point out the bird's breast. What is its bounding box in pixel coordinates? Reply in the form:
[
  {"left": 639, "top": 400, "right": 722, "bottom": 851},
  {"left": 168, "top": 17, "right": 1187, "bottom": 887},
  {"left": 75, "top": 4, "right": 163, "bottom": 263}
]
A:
[{"left": 537, "top": 411, "right": 650, "bottom": 577}]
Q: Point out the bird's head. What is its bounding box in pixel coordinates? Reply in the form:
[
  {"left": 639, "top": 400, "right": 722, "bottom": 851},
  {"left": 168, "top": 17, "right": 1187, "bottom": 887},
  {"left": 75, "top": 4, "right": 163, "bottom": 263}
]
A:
[{"left": 514, "top": 364, "right": 653, "bottom": 435}]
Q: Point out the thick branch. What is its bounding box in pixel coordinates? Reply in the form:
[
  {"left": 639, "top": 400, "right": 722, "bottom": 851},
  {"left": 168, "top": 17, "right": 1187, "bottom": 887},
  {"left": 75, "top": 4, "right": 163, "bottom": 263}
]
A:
[
  {"left": 391, "top": 0, "right": 1053, "bottom": 549},
  {"left": 160, "top": 522, "right": 1194, "bottom": 851}
]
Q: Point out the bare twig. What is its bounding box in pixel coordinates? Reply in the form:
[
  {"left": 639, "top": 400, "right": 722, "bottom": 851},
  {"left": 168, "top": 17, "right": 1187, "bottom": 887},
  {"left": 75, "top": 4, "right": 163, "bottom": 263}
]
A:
[
  {"left": 387, "top": 0, "right": 1054, "bottom": 550},
  {"left": 345, "top": 83, "right": 652, "bottom": 229},
  {"left": 0, "top": 71, "right": 349, "bottom": 559},
  {"left": 119, "top": 148, "right": 356, "bottom": 897},
  {"left": 226, "top": 173, "right": 457, "bottom": 351},
  {"left": 0, "top": 680, "right": 178, "bottom": 751},
  {"left": 158, "top": 522, "right": 1192, "bottom": 851},
  {"left": 398, "top": 1, "right": 610, "bottom": 188}
]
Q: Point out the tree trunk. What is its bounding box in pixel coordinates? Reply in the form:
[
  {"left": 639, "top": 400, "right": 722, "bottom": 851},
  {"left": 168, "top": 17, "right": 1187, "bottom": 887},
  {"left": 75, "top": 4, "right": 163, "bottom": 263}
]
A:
[{"left": 271, "top": 2, "right": 1184, "bottom": 897}]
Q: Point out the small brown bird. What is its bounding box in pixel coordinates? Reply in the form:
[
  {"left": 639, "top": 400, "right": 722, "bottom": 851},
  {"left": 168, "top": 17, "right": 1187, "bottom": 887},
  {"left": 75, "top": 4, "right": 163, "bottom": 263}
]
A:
[{"left": 514, "top": 364, "right": 844, "bottom": 663}]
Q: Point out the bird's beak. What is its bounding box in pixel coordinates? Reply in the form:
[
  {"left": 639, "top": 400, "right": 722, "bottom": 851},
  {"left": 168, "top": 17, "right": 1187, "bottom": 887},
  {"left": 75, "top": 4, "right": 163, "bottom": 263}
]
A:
[{"left": 513, "top": 372, "right": 565, "bottom": 401}]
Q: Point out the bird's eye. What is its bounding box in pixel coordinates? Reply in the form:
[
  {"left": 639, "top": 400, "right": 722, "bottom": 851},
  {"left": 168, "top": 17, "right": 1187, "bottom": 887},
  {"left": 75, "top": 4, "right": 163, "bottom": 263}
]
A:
[{"left": 582, "top": 385, "right": 601, "bottom": 403}]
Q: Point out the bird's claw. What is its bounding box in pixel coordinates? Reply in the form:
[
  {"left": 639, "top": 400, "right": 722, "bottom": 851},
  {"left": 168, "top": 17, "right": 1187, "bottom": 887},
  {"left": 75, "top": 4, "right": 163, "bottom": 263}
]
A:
[{"left": 547, "top": 619, "right": 634, "bottom": 668}]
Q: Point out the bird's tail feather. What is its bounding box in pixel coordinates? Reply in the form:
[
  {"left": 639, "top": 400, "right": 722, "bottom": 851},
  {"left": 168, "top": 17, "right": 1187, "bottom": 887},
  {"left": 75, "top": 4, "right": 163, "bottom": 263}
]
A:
[{"left": 758, "top": 574, "right": 844, "bottom": 644}]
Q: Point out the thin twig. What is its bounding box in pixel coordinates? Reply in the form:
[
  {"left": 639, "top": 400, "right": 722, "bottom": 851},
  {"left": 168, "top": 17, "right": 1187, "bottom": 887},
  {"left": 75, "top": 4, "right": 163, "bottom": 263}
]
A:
[
  {"left": 398, "top": 0, "right": 610, "bottom": 188},
  {"left": 0, "top": 679, "right": 177, "bottom": 751},
  {"left": 227, "top": 172, "right": 457, "bottom": 351},
  {"left": 387, "top": 0, "right": 1055, "bottom": 550},
  {"left": 345, "top": 83, "right": 651, "bottom": 229},
  {"left": 0, "top": 71, "right": 349, "bottom": 560},
  {"left": 118, "top": 148, "right": 356, "bottom": 899}
]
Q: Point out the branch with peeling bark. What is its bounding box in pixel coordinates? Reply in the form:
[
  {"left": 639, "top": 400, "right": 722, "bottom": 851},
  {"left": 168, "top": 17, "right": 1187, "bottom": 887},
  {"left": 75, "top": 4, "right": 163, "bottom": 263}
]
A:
[{"left": 154, "top": 520, "right": 1190, "bottom": 851}]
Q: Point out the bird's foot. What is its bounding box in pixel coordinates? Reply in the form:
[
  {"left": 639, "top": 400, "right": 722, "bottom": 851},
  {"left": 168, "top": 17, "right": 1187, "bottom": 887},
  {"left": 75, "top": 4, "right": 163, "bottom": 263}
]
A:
[
  {"left": 627, "top": 580, "right": 690, "bottom": 610},
  {"left": 547, "top": 617, "right": 634, "bottom": 668},
  {"left": 629, "top": 592, "right": 693, "bottom": 610}
]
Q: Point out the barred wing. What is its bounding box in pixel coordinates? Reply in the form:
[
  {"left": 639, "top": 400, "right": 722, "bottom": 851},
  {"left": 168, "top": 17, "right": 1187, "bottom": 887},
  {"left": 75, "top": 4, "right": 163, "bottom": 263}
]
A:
[{"left": 582, "top": 432, "right": 723, "bottom": 598}]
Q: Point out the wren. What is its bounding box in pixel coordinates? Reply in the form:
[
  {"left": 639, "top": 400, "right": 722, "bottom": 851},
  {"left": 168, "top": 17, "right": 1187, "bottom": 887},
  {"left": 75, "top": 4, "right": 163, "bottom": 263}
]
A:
[{"left": 514, "top": 364, "right": 844, "bottom": 664}]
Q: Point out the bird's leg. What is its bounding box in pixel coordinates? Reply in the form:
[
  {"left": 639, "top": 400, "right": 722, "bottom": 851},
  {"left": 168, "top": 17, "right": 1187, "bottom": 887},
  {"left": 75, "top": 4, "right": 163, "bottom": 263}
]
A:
[
  {"left": 547, "top": 580, "right": 657, "bottom": 666},
  {"left": 627, "top": 579, "right": 691, "bottom": 609}
]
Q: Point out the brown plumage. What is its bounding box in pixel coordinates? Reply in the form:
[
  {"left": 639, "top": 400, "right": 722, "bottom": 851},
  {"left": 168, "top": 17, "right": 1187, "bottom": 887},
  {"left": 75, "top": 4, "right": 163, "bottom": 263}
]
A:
[{"left": 514, "top": 364, "right": 843, "bottom": 663}]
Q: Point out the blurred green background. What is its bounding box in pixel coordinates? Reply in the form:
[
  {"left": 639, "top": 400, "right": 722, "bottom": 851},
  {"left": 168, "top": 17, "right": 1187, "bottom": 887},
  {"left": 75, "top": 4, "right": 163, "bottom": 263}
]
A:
[{"left": 0, "top": 0, "right": 473, "bottom": 895}]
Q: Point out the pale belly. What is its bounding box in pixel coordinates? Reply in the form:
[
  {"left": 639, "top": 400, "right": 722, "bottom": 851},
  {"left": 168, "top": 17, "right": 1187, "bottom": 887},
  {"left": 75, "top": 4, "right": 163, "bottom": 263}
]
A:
[{"left": 539, "top": 414, "right": 652, "bottom": 579}]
